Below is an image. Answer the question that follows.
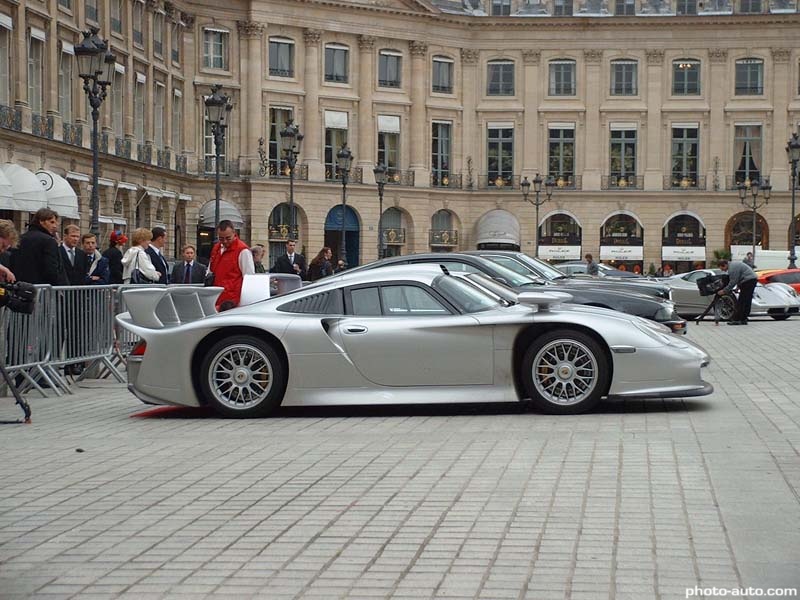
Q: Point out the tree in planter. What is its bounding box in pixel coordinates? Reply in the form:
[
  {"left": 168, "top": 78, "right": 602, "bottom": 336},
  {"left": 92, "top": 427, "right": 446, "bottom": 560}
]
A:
[{"left": 710, "top": 248, "right": 731, "bottom": 268}]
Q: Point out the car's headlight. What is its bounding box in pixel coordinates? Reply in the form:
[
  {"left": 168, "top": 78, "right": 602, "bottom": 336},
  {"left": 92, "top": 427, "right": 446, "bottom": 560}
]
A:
[
  {"left": 654, "top": 301, "right": 676, "bottom": 322},
  {"left": 633, "top": 318, "right": 681, "bottom": 346}
]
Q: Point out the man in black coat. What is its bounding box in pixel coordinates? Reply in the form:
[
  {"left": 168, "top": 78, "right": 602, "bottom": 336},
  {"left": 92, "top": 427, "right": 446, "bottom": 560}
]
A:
[
  {"left": 81, "top": 233, "right": 110, "bottom": 285},
  {"left": 146, "top": 226, "right": 170, "bottom": 284},
  {"left": 170, "top": 244, "right": 207, "bottom": 284},
  {"left": 59, "top": 224, "right": 89, "bottom": 286},
  {"left": 270, "top": 239, "right": 307, "bottom": 280},
  {"left": 12, "top": 208, "right": 68, "bottom": 285},
  {"left": 102, "top": 230, "right": 127, "bottom": 284}
]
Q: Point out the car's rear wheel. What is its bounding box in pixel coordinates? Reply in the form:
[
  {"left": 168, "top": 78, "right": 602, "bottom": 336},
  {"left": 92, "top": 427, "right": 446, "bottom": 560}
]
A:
[
  {"left": 522, "top": 330, "right": 609, "bottom": 415},
  {"left": 199, "top": 335, "right": 286, "bottom": 418},
  {"left": 714, "top": 295, "right": 736, "bottom": 321}
]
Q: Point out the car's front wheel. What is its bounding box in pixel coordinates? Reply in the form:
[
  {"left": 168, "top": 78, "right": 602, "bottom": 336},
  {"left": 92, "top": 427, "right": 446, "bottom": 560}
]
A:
[
  {"left": 199, "top": 335, "right": 286, "bottom": 418},
  {"left": 522, "top": 330, "right": 609, "bottom": 415}
]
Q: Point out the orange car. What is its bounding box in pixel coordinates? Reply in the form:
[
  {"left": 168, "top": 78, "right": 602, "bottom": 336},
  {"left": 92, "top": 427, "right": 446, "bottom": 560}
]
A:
[{"left": 756, "top": 269, "right": 800, "bottom": 292}]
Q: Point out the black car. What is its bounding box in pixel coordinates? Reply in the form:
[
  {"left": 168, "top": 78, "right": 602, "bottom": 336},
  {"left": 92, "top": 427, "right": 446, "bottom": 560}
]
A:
[{"left": 351, "top": 253, "right": 686, "bottom": 334}]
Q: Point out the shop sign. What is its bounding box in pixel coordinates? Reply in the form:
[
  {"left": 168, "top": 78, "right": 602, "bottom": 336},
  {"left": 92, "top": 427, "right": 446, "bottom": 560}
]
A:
[
  {"left": 661, "top": 246, "right": 706, "bottom": 261},
  {"left": 538, "top": 245, "right": 581, "bottom": 260},
  {"left": 600, "top": 245, "right": 643, "bottom": 260}
]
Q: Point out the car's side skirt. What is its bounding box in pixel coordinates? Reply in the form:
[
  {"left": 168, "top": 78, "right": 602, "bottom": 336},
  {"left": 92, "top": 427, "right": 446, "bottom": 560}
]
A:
[{"left": 280, "top": 385, "right": 520, "bottom": 407}]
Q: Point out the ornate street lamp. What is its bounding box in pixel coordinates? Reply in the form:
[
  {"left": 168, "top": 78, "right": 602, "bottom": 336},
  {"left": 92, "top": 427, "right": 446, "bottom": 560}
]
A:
[
  {"left": 279, "top": 121, "right": 303, "bottom": 239},
  {"left": 373, "top": 164, "right": 387, "bottom": 260},
  {"left": 521, "top": 173, "right": 555, "bottom": 258},
  {"left": 75, "top": 27, "right": 115, "bottom": 236},
  {"left": 204, "top": 84, "right": 232, "bottom": 229},
  {"left": 786, "top": 131, "right": 800, "bottom": 269},
  {"left": 336, "top": 145, "right": 353, "bottom": 266},
  {"left": 737, "top": 177, "right": 772, "bottom": 265}
]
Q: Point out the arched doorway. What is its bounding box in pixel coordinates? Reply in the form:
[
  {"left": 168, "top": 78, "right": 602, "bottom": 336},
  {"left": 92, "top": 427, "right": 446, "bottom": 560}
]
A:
[
  {"left": 381, "top": 207, "right": 408, "bottom": 258},
  {"left": 600, "top": 212, "right": 644, "bottom": 273},
  {"left": 475, "top": 209, "right": 520, "bottom": 251},
  {"left": 196, "top": 199, "right": 244, "bottom": 261},
  {"left": 662, "top": 212, "right": 706, "bottom": 274},
  {"left": 268, "top": 203, "right": 301, "bottom": 269},
  {"left": 430, "top": 209, "right": 459, "bottom": 252},
  {"left": 726, "top": 211, "right": 769, "bottom": 260},
  {"left": 538, "top": 211, "right": 582, "bottom": 262},
  {"left": 325, "top": 205, "right": 360, "bottom": 267}
]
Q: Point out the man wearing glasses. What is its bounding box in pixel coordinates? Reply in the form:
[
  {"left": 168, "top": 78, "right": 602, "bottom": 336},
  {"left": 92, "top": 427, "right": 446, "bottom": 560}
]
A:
[{"left": 208, "top": 220, "right": 255, "bottom": 311}]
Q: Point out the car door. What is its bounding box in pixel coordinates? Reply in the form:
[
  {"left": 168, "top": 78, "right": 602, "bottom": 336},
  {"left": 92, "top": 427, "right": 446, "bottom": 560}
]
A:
[
  {"left": 674, "top": 270, "right": 713, "bottom": 313},
  {"left": 334, "top": 283, "right": 494, "bottom": 387}
]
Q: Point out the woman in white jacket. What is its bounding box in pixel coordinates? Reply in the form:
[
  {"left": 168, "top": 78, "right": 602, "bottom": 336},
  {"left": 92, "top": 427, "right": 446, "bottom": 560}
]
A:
[{"left": 121, "top": 227, "right": 160, "bottom": 283}]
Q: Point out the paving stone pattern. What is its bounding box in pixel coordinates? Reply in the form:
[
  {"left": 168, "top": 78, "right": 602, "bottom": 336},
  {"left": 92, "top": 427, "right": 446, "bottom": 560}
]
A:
[{"left": 1, "top": 319, "right": 799, "bottom": 599}]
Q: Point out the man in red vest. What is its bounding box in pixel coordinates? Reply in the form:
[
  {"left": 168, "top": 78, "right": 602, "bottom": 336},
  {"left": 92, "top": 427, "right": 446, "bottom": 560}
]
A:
[{"left": 209, "top": 220, "right": 255, "bottom": 311}]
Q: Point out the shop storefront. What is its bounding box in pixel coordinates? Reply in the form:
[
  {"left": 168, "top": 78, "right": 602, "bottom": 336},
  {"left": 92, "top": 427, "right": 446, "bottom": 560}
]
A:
[
  {"left": 599, "top": 212, "right": 644, "bottom": 273},
  {"left": 538, "top": 211, "right": 582, "bottom": 263},
  {"left": 662, "top": 212, "right": 706, "bottom": 273},
  {"left": 475, "top": 209, "right": 520, "bottom": 251}
]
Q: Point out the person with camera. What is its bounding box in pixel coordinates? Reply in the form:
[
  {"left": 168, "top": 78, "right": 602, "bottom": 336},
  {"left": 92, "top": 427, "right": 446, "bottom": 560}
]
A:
[
  {"left": 716, "top": 258, "right": 758, "bottom": 326},
  {"left": 121, "top": 228, "right": 161, "bottom": 284},
  {"left": 0, "top": 219, "right": 17, "bottom": 283}
]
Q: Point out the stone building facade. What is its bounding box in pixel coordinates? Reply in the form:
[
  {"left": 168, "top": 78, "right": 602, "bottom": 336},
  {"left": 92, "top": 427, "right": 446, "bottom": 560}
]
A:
[{"left": 0, "top": 0, "right": 798, "bottom": 270}]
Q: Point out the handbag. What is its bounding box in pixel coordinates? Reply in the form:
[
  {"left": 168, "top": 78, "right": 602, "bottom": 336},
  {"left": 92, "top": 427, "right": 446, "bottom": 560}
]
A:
[{"left": 129, "top": 253, "right": 151, "bottom": 284}]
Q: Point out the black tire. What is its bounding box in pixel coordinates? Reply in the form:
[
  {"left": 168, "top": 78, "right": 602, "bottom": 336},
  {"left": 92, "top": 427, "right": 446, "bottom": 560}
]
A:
[
  {"left": 521, "top": 329, "right": 610, "bottom": 415},
  {"left": 771, "top": 314, "right": 791, "bottom": 321},
  {"left": 715, "top": 295, "right": 736, "bottom": 321},
  {"left": 199, "top": 335, "right": 286, "bottom": 418}
]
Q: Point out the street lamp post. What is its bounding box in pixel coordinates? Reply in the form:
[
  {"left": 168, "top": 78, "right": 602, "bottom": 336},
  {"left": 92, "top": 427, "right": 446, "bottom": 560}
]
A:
[
  {"left": 75, "top": 27, "right": 115, "bottom": 237},
  {"left": 204, "top": 84, "right": 232, "bottom": 229},
  {"left": 737, "top": 177, "right": 772, "bottom": 264},
  {"left": 373, "top": 164, "right": 387, "bottom": 260},
  {"left": 521, "top": 173, "right": 555, "bottom": 258},
  {"left": 336, "top": 145, "right": 353, "bottom": 266},
  {"left": 786, "top": 131, "right": 800, "bottom": 269},
  {"left": 279, "top": 121, "right": 303, "bottom": 239}
]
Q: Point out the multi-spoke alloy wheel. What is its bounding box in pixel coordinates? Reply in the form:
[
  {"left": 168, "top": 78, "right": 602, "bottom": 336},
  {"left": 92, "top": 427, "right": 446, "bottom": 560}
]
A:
[
  {"left": 522, "top": 330, "right": 609, "bottom": 414},
  {"left": 200, "top": 335, "right": 286, "bottom": 417}
]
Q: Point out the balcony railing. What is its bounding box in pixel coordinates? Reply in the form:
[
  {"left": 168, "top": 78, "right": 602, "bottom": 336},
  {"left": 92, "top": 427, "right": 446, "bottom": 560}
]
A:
[
  {"left": 99, "top": 132, "right": 109, "bottom": 154},
  {"left": 115, "top": 137, "right": 131, "bottom": 159},
  {"left": 726, "top": 174, "right": 763, "bottom": 191},
  {"left": 429, "top": 229, "right": 459, "bottom": 247},
  {"left": 137, "top": 143, "right": 152, "bottom": 164},
  {"left": 268, "top": 223, "right": 300, "bottom": 242},
  {"left": 175, "top": 154, "right": 187, "bottom": 174},
  {"left": 32, "top": 114, "right": 54, "bottom": 139},
  {"left": 478, "top": 174, "right": 521, "bottom": 190},
  {"left": 0, "top": 105, "right": 22, "bottom": 131},
  {"left": 267, "top": 162, "right": 309, "bottom": 180},
  {"left": 381, "top": 228, "right": 406, "bottom": 245},
  {"left": 550, "top": 174, "right": 582, "bottom": 190},
  {"left": 601, "top": 175, "right": 643, "bottom": 190},
  {"left": 386, "top": 169, "right": 415, "bottom": 187},
  {"left": 664, "top": 175, "right": 706, "bottom": 190},
  {"left": 63, "top": 123, "right": 83, "bottom": 146},
  {"left": 204, "top": 158, "right": 240, "bottom": 177},
  {"left": 157, "top": 149, "right": 171, "bottom": 168},
  {"left": 431, "top": 172, "right": 462, "bottom": 189},
  {"left": 329, "top": 167, "right": 363, "bottom": 184}
]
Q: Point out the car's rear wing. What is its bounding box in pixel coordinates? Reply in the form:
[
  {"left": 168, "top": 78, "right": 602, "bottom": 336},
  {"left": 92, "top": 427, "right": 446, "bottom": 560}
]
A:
[{"left": 121, "top": 286, "right": 223, "bottom": 329}]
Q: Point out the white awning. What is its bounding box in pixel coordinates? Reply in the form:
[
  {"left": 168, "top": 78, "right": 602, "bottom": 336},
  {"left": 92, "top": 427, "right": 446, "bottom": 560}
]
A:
[
  {"left": 1, "top": 163, "right": 47, "bottom": 213},
  {"left": 142, "top": 186, "right": 164, "bottom": 197},
  {"left": 0, "top": 167, "right": 12, "bottom": 208},
  {"left": 99, "top": 216, "right": 128, "bottom": 224},
  {"left": 476, "top": 209, "right": 520, "bottom": 247},
  {"left": 198, "top": 199, "right": 244, "bottom": 228},
  {"left": 36, "top": 170, "right": 80, "bottom": 219}
]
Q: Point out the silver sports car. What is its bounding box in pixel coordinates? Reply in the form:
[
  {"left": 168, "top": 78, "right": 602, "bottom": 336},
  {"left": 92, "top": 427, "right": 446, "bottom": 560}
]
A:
[{"left": 117, "top": 266, "right": 712, "bottom": 417}]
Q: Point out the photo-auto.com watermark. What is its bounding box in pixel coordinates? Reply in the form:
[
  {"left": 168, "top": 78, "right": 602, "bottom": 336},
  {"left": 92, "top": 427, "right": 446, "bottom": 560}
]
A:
[{"left": 686, "top": 587, "right": 798, "bottom": 598}]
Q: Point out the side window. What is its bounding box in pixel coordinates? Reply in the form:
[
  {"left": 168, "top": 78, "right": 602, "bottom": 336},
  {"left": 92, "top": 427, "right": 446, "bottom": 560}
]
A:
[
  {"left": 381, "top": 285, "right": 450, "bottom": 315},
  {"left": 683, "top": 271, "right": 704, "bottom": 282},
  {"left": 350, "top": 287, "right": 382, "bottom": 316},
  {"left": 440, "top": 261, "right": 481, "bottom": 274},
  {"left": 277, "top": 290, "right": 343, "bottom": 314}
]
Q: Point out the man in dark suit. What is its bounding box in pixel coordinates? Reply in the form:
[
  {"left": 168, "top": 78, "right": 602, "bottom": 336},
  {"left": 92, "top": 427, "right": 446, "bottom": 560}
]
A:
[
  {"left": 146, "top": 226, "right": 170, "bottom": 284},
  {"left": 59, "top": 224, "right": 89, "bottom": 286},
  {"left": 81, "top": 233, "right": 110, "bottom": 285},
  {"left": 171, "top": 244, "right": 207, "bottom": 284},
  {"left": 270, "top": 239, "right": 307, "bottom": 280}
]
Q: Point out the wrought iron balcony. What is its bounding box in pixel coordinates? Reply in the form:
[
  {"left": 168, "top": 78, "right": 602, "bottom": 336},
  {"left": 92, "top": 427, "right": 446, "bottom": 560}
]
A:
[
  {"left": 137, "top": 143, "right": 152, "bottom": 164},
  {"left": 386, "top": 169, "right": 415, "bottom": 187},
  {"left": 664, "top": 175, "right": 706, "bottom": 190},
  {"left": 726, "top": 174, "right": 763, "bottom": 191},
  {"left": 431, "top": 173, "right": 462, "bottom": 189},
  {"left": 478, "top": 174, "right": 521, "bottom": 190},
  {"left": 328, "top": 166, "right": 363, "bottom": 184},
  {"left": 550, "top": 174, "right": 581, "bottom": 190},
  {"left": 268, "top": 223, "right": 300, "bottom": 242},
  {"left": 32, "top": 114, "right": 54, "bottom": 139},
  {"left": 175, "top": 154, "right": 188, "bottom": 174},
  {"left": 63, "top": 123, "right": 83, "bottom": 147},
  {"left": 0, "top": 105, "right": 22, "bottom": 131},
  {"left": 115, "top": 137, "right": 131, "bottom": 159},
  {"left": 267, "top": 162, "right": 309, "bottom": 180},
  {"left": 601, "top": 175, "right": 643, "bottom": 190},
  {"left": 381, "top": 228, "right": 406, "bottom": 245},
  {"left": 99, "top": 132, "right": 109, "bottom": 154},
  {"left": 429, "top": 229, "right": 459, "bottom": 247},
  {"left": 157, "top": 149, "right": 171, "bottom": 168},
  {"left": 204, "top": 157, "right": 240, "bottom": 177}
]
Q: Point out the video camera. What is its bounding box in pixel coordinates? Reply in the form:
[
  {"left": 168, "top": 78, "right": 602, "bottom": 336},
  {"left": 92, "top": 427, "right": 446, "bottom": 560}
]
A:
[
  {"left": 696, "top": 273, "right": 730, "bottom": 297},
  {"left": 0, "top": 281, "right": 37, "bottom": 314}
]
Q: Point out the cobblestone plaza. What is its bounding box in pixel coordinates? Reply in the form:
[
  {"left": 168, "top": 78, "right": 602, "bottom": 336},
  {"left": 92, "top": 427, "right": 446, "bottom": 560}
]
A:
[{"left": 1, "top": 319, "right": 798, "bottom": 599}]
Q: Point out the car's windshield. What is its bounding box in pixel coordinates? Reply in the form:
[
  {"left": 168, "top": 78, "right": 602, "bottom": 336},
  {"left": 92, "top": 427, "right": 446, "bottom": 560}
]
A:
[
  {"left": 515, "top": 254, "right": 569, "bottom": 280},
  {"left": 463, "top": 273, "right": 518, "bottom": 305},
  {"left": 433, "top": 275, "right": 502, "bottom": 313},
  {"left": 479, "top": 260, "right": 544, "bottom": 287}
]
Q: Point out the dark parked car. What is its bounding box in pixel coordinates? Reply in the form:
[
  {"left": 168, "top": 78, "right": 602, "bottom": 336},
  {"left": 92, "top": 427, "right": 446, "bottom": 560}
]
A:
[
  {"left": 351, "top": 253, "right": 686, "bottom": 334},
  {"left": 558, "top": 260, "right": 646, "bottom": 279}
]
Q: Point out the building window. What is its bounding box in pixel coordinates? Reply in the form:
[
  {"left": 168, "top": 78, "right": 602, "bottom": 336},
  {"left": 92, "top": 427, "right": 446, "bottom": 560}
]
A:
[
  {"left": 611, "top": 59, "right": 637, "bottom": 95},
  {"left": 734, "top": 125, "right": 761, "bottom": 185},
  {"left": 28, "top": 36, "right": 43, "bottom": 115},
  {"left": 0, "top": 26, "right": 10, "bottom": 106},
  {"left": 431, "top": 122, "right": 451, "bottom": 187},
  {"left": 203, "top": 29, "right": 228, "bottom": 70},
  {"left": 548, "top": 126, "right": 575, "bottom": 185},
  {"left": 735, "top": 58, "right": 763, "bottom": 95},
  {"left": 269, "top": 107, "right": 293, "bottom": 176},
  {"left": 58, "top": 0, "right": 72, "bottom": 10},
  {"left": 672, "top": 59, "right": 700, "bottom": 95},
  {"left": 671, "top": 126, "right": 699, "bottom": 187},
  {"left": 110, "top": 0, "right": 122, "bottom": 34},
  {"left": 549, "top": 60, "right": 576, "bottom": 96},
  {"left": 554, "top": 0, "right": 574, "bottom": 15},
  {"left": 739, "top": 0, "right": 761, "bottom": 12},
  {"left": 171, "top": 90, "right": 182, "bottom": 152},
  {"left": 204, "top": 119, "right": 226, "bottom": 173},
  {"left": 491, "top": 0, "right": 511, "bottom": 15},
  {"left": 134, "top": 76, "right": 145, "bottom": 144},
  {"left": 676, "top": 0, "right": 697, "bottom": 13},
  {"left": 378, "top": 128, "right": 400, "bottom": 178},
  {"left": 171, "top": 23, "right": 180, "bottom": 63},
  {"left": 269, "top": 37, "right": 294, "bottom": 77},
  {"left": 58, "top": 51, "right": 73, "bottom": 123},
  {"left": 487, "top": 125, "right": 514, "bottom": 187},
  {"left": 609, "top": 128, "right": 637, "bottom": 180},
  {"left": 133, "top": 1, "right": 144, "bottom": 47},
  {"left": 615, "top": 0, "right": 636, "bottom": 14},
  {"left": 378, "top": 50, "right": 402, "bottom": 88},
  {"left": 432, "top": 56, "right": 453, "bottom": 94},
  {"left": 325, "top": 127, "right": 348, "bottom": 180},
  {"left": 154, "top": 83, "right": 165, "bottom": 150},
  {"left": 112, "top": 70, "right": 124, "bottom": 137},
  {"left": 487, "top": 60, "right": 514, "bottom": 96},
  {"left": 324, "top": 44, "right": 349, "bottom": 83},
  {"left": 86, "top": 0, "right": 99, "bottom": 22},
  {"left": 153, "top": 12, "right": 164, "bottom": 56}
]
